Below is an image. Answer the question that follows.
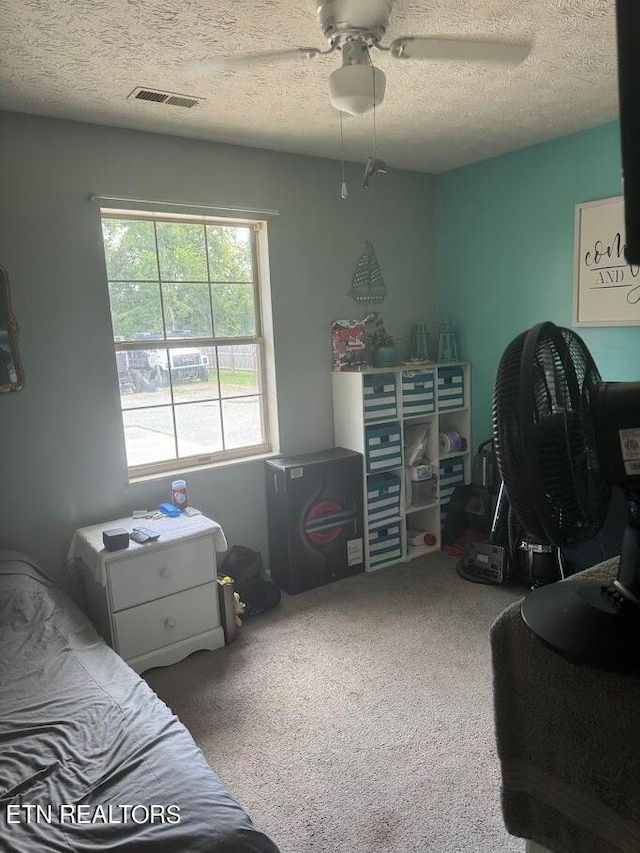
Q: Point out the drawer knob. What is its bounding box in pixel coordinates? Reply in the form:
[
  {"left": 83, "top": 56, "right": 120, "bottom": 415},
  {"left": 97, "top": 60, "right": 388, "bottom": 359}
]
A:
[
  {"left": 165, "top": 617, "right": 177, "bottom": 629},
  {"left": 160, "top": 567, "right": 172, "bottom": 579}
]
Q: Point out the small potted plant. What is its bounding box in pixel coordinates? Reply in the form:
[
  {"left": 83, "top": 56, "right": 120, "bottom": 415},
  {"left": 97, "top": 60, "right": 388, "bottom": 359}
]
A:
[{"left": 370, "top": 318, "right": 397, "bottom": 367}]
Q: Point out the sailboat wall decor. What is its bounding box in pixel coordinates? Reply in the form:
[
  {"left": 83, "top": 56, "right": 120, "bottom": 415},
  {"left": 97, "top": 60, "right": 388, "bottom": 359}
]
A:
[{"left": 348, "top": 241, "right": 388, "bottom": 303}]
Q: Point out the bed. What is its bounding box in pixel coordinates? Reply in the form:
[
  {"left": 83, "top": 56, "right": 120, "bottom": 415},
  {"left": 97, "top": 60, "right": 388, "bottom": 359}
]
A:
[{"left": 0, "top": 551, "right": 280, "bottom": 853}]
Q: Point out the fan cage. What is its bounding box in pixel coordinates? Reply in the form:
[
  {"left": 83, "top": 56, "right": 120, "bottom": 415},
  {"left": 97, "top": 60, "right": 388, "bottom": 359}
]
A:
[{"left": 493, "top": 323, "right": 610, "bottom": 548}]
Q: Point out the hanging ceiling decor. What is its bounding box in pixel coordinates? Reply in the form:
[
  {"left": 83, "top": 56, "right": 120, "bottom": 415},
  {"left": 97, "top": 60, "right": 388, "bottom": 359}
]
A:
[{"left": 348, "top": 241, "right": 387, "bottom": 303}]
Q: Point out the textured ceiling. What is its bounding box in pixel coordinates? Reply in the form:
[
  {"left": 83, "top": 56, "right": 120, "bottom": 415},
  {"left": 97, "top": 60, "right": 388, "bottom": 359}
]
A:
[{"left": 0, "top": 0, "right": 618, "bottom": 173}]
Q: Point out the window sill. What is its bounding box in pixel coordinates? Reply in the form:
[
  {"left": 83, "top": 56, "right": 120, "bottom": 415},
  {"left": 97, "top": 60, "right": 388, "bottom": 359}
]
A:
[{"left": 126, "top": 448, "right": 281, "bottom": 486}]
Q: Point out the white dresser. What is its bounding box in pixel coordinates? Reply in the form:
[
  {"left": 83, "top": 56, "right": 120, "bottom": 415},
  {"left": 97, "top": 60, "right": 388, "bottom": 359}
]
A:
[{"left": 69, "top": 513, "right": 226, "bottom": 673}]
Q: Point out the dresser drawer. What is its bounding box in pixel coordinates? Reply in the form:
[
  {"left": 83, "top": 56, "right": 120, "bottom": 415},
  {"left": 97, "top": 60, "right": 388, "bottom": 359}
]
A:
[
  {"left": 108, "top": 536, "right": 216, "bottom": 611},
  {"left": 114, "top": 583, "right": 219, "bottom": 661}
]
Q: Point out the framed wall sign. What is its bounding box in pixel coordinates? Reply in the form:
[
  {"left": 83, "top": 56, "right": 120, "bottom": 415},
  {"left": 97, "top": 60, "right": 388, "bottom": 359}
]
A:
[{"left": 574, "top": 196, "right": 640, "bottom": 326}]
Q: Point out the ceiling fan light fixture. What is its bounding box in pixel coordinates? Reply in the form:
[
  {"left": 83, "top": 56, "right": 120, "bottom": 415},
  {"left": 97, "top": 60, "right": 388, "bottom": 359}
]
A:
[{"left": 328, "top": 63, "right": 386, "bottom": 116}]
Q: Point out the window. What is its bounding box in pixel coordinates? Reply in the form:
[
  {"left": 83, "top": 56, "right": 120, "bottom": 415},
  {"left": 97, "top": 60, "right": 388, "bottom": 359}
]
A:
[{"left": 100, "top": 210, "right": 273, "bottom": 476}]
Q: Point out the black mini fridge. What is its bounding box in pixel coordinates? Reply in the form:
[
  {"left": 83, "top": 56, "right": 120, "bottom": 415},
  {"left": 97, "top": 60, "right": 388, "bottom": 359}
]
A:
[{"left": 265, "top": 447, "right": 365, "bottom": 594}]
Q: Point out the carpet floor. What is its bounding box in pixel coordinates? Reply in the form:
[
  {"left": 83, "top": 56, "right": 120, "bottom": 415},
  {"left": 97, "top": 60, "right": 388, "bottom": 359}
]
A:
[{"left": 145, "top": 552, "right": 526, "bottom": 853}]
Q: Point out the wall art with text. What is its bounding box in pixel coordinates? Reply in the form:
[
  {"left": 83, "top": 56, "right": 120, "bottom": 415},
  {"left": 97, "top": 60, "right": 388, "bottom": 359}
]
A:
[{"left": 574, "top": 196, "right": 640, "bottom": 326}]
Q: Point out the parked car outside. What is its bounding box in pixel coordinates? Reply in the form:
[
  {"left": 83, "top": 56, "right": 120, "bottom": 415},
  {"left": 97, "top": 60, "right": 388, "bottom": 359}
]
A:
[
  {"left": 116, "top": 331, "right": 210, "bottom": 392},
  {"left": 147, "top": 348, "right": 209, "bottom": 385}
]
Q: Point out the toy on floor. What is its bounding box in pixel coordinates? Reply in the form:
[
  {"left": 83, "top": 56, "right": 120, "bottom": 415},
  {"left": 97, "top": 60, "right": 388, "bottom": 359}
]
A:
[
  {"left": 233, "top": 591, "right": 246, "bottom": 628},
  {"left": 220, "top": 574, "right": 247, "bottom": 629}
]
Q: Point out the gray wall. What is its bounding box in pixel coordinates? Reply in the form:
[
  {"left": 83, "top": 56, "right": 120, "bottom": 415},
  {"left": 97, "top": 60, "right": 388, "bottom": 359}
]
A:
[{"left": 0, "top": 110, "right": 437, "bottom": 589}]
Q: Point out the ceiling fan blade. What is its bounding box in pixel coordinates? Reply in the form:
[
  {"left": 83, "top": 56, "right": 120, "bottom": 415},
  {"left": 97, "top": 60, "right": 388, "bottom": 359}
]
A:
[
  {"left": 390, "top": 36, "right": 531, "bottom": 65},
  {"left": 189, "top": 47, "right": 321, "bottom": 72}
]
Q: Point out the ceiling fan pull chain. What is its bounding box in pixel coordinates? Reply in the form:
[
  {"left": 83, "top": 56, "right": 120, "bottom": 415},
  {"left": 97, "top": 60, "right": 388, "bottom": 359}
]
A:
[
  {"left": 339, "top": 111, "right": 347, "bottom": 199},
  {"left": 368, "top": 49, "right": 377, "bottom": 160},
  {"left": 373, "top": 71, "right": 377, "bottom": 160}
]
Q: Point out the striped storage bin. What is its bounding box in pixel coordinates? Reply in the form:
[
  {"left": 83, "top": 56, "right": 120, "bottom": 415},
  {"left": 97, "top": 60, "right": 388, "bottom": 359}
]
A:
[
  {"left": 402, "top": 370, "right": 435, "bottom": 417},
  {"left": 439, "top": 456, "right": 465, "bottom": 505},
  {"left": 368, "top": 522, "right": 402, "bottom": 568},
  {"left": 437, "top": 366, "right": 464, "bottom": 410},
  {"left": 363, "top": 373, "right": 397, "bottom": 422},
  {"left": 367, "top": 473, "right": 401, "bottom": 525},
  {"left": 365, "top": 423, "right": 402, "bottom": 473}
]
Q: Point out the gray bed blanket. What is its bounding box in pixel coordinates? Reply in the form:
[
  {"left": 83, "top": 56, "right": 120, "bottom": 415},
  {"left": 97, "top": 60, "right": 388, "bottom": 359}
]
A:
[
  {"left": 491, "top": 557, "right": 640, "bottom": 853},
  {"left": 0, "top": 552, "right": 280, "bottom": 853}
]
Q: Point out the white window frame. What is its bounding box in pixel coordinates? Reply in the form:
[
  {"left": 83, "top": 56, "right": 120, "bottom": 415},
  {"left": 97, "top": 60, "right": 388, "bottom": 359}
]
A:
[{"left": 100, "top": 208, "right": 278, "bottom": 479}]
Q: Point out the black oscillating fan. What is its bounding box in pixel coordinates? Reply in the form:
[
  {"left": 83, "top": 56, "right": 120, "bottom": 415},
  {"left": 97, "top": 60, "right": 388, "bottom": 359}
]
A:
[{"left": 493, "top": 321, "right": 640, "bottom": 672}]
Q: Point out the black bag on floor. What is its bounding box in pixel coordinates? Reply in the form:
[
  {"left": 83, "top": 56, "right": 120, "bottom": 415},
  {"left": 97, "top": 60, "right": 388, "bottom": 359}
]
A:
[
  {"left": 471, "top": 439, "right": 499, "bottom": 493},
  {"left": 219, "top": 546, "right": 281, "bottom": 616}
]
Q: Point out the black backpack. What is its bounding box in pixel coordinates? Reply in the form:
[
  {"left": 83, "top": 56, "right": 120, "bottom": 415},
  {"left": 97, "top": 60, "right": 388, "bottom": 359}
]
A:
[
  {"left": 471, "top": 439, "right": 499, "bottom": 493},
  {"left": 219, "top": 546, "right": 281, "bottom": 616}
]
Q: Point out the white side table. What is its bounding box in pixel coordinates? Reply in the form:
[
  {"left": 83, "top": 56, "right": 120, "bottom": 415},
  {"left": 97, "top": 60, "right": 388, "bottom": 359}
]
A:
[{"left": 69, "top": 513, "right": 226, "bottom": 673}]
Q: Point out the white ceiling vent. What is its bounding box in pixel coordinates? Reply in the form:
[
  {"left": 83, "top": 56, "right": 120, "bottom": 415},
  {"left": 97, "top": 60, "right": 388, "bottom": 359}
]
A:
[{"left": 128, "top": 87, "right": 202, "bottom": 109}]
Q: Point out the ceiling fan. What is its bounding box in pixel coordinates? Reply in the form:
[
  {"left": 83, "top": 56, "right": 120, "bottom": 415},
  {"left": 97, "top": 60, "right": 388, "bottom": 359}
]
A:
[{"left": 190, "top": 0, "right": 532, "bottom": 116}]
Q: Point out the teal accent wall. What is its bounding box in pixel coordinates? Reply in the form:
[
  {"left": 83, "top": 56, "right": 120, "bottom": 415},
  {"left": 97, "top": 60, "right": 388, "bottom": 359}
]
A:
[{"left": 437, "top": 121, "right": 640, "bottom": 446}]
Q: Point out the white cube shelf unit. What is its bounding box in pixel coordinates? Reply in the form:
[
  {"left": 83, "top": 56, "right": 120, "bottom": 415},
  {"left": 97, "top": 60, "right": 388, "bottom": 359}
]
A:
[{"left": 332, "top": 362, "right": 471, "bottom": 571}]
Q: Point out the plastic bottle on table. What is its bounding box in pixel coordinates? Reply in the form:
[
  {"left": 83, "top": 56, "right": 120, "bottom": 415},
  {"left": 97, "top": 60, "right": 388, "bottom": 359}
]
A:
[{"left": 171, "top": 479, "right": 188, "bottom": 510}]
